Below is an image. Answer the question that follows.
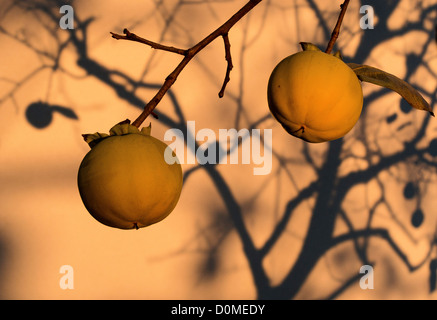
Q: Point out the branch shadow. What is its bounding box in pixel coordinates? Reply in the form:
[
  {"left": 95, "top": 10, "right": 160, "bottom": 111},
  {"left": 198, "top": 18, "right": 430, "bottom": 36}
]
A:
[
  {"left": 4, "top": 0, "right": 436, "bottom": 300},
  {"left": 0, "top": 234, "right": 10, "bottom": 300}
]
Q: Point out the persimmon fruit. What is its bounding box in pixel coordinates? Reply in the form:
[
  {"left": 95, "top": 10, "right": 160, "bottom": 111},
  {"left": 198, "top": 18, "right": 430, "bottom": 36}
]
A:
[
  {"left": 267, "top": 48, "right": 363, "bottom": 142},
  {"left": 77, "top": 122, "right": 183, "bottom": 230}
]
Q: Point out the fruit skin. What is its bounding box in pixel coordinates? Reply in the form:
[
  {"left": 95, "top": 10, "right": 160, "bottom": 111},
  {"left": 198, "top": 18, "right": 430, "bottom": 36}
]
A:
[
  {"left": 78, "top": 122, "right": 183, "bottom": 230},
  {"left": 267, "top": 50, "right": 363, "bottom": 143}
]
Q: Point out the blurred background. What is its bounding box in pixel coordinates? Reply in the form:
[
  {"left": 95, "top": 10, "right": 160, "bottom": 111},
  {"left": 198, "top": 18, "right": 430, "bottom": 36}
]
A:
[{"left": 0, "top": 0, "right": 436, "bottom": 299}]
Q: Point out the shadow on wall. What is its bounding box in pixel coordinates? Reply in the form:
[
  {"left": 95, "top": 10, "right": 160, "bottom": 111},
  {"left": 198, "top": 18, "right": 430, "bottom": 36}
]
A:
[
  {"left": 7, "top": 0, "right": 436, "bottom": 300},
  {"left": 0, "top": 234, "right": 10, "bottom": 300},
  {"left": 25, "top": 102, "right": 78, "bottom": 129}
]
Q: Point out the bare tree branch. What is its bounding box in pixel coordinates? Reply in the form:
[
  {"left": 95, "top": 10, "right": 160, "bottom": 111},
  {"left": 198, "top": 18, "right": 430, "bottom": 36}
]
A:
[
  {"left": 110, "top": 0, "right": 263, "bottom": 128},
  {"left": 110, "top": 28, "right": 187, "bottom": 55},
  {"left": 325, "top": 0, "right": 350, "bottom": 53}
]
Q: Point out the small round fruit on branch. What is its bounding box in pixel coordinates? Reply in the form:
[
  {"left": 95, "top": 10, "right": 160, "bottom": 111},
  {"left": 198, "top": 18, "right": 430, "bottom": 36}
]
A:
[
  {"left": 267, "top": 49, "right": 363, "bottom": 143},
  {"left": 77, "top": 122, "right": 183, "bottom": 230}
]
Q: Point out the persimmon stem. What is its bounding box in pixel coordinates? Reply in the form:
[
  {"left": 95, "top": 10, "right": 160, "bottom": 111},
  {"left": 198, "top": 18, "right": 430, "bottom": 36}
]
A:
[
  {"left": 111, "top": 0, "right": 263, "bottom": 128},
  {"left": 325, "top": 0, "right": 350, "bottom": 54}
]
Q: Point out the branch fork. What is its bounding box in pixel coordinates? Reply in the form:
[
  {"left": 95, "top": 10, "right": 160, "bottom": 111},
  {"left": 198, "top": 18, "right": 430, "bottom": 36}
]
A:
[{"left": 111, "top": 0, "right": 262, "bottom": 128}]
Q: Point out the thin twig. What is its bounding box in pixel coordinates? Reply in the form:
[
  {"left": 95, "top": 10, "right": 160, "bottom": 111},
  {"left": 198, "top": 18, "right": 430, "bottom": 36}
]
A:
[
  {"left": 325, "top": 0, "right": 350, "bottom": 54},
  {"left": 110, "top": 29, "right": 187, "bottom": 55},
  {"left": 219, "top": 33, "right": 233, "bottom": 98},
  {"left": 111, "top": 0, "right": 262, "bottom": 128}
]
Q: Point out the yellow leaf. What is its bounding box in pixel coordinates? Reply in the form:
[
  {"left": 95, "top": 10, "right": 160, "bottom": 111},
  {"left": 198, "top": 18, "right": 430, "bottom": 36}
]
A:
[{"left": 347, "top": 63, "right": 434, "bottom": 116}]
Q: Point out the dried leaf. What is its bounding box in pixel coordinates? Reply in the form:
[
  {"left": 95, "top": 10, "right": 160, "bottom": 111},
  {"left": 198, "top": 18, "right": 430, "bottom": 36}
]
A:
[
  {"left": 82, "top": 132, "right": 109, "bottom": 148},
  {"left": 109, "top": 121, "right": 139, "bottom": 136},
  {"left": 347, "top": 63, "right": 434, "bottom": 116},
  {"left": 140, "top": 123, "right": 152, "bottom": 136}
]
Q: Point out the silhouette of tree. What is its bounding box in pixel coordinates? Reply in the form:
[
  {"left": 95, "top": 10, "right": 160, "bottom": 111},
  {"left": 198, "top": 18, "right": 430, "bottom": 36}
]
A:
[{"left": 1, "top": 0, "right": 436, "bottom": 299}]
